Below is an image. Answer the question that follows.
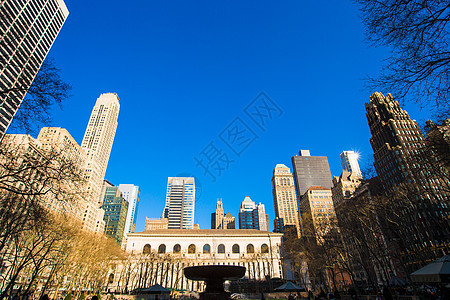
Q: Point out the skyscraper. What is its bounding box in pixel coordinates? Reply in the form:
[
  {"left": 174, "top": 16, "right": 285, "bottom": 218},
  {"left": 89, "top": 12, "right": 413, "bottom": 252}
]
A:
[
  {"left": 291, "top": 150, "right": 333, "bottom": 198},
  {"left": 211, "top": 198, "right": 225, "bottom": 229},
  {"left": 0, "top": 0, "right": 69, "bottom": 139},
  {"left": 81, "top": 93, "right": 120, "bottom": 204},
  {"left": 238, "top": 196, "right": 269, "bottom": 231},
  {"left": 271, "top": 164, "right": 300, "bottom": 234},
  {"left": 365, "top": 92, "right": 450, "bottom": 273},
  {"left": 118, "top": 184, "right": 140, "bottom": 242},
  {"left": 340, "top": 151, "right": 362, "bottom": 179},
  {"left": 211, "top": 198, "right": 235, "bottom": 229},
  {"left": 162, "top": 177, "right": 195, "bottom": 229},
  {"left": 101, "top": 184, "right": 129, "bottom": 245}
]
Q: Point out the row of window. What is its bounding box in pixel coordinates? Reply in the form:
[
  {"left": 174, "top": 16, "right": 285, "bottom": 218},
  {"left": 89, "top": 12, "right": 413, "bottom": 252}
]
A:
[{"left": 142, "top": 243, "right": 270, "bottom": 255}]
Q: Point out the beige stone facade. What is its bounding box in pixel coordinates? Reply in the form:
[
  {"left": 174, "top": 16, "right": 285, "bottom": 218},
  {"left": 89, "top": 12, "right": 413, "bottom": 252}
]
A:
[
  {"left": 112, "top": 229, "right": 283, "bottom": 293},
  {"left": 271, "top": 164, "right": 300, "bottom": 234}
]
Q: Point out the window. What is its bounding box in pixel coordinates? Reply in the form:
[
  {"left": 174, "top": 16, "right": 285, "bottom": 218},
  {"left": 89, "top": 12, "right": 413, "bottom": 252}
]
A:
[
  {"left": 143, "top": 244, "right": 151, "bottom": 254},
  {"left": 247, "top": 244, "right": 254, "bottom": 253},
  {"left": 173, "top": 244, "right": 181, "bottom": 254},
  {"left": 261, "top": 244, "right": 269, "bottom": 253},
  {"left": 218, "top": 244, "right": 225, "bottom": 253},
  {"left": 232, "top": 244, "right": 240, "bottom": 254},
  {"left": 203, "top": 244, "right": 211, "bottom": 254},
  {"left": 158, "top": 244, "right": 166, "bottom": 254},
  {"left": 188, "top": 244, "right": 196, "bottom": 254}
]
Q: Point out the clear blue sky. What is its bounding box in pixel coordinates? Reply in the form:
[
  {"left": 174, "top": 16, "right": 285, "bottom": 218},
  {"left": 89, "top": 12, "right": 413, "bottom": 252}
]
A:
[{"left": 39, "top": 0, "right": 432, "bottom": 231}]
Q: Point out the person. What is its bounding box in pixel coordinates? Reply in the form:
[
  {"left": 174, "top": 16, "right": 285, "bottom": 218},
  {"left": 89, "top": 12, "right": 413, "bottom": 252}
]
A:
[{"left": 288, "top": 294, "right": 295, "bottom": 300}]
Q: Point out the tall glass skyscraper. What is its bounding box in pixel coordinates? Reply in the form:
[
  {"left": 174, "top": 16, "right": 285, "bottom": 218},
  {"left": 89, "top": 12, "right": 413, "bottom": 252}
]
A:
[
  {"left": 162, "top": 177, "right": 195, "bottom": 229},
  {"left": 291, "top": 150, "right": 333, "bottom": 198},
  {"left": 81, "top": 93, "right": 120, "bottom": 204},
  {"left": 118, "top": 184, "right": 140, "bottom": 239},
  {"left": 340, "top": 151, "right": 362, "bottom": 178},
  {"left": 0, "top": 0, "right": 69, "bottom": 139},
  {"left": 238, "top": 196, "right": 269, "bottom": 231},
  {"left": 101, "top": 184, "right": 128, "bottom": 245}
]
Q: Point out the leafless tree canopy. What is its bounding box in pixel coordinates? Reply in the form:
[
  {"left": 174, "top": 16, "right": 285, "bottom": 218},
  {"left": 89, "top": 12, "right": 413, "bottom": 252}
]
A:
[
  {"left": 6, "top": 58, "right": 72, "bottom": 135},
  {"left": 354, "top": 0, "right": 450, "bottom": 118}
]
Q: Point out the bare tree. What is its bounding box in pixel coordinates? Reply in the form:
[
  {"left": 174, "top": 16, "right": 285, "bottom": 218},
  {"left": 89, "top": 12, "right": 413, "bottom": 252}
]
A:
[
  {"left": 354, "top": 0, "right": 450, "bottom": 118},
  {"left": 5, "top": 58, "right": 72, "bottom": 136}
]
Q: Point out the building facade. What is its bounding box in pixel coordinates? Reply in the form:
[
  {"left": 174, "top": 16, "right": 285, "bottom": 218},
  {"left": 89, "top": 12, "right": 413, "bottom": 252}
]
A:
[
  {"left": 211, "top": 198, "right": 224, "bottom": 229},
  {"left": 211, "top": 199, "right": 235, "bottom": 229},
  {"left": 291, "top": 150, "right": 333, "bottom": 198},
  {"left": 118, "top": 184, "right": 140, "bottom": 243},
  {"left": 111, "top": 229, "right": 283, "bottom": 293},
  {"left": 299, "top": 186, "right": 338, "bottom": 243},
  {"left": 340, "top": 151, "right": 362, "bottom": 179},
  {"left": 81, "top": 93, "right": 120, "bottom": 204},
  {"left": 223, "top": 212, "right": 236, "bottom": 229},
  {"left": 271, "top": 164, "right": 300, "bottom": 234},
  {"left": 365, "top": 92, "right": 450, "bottom": 274},
  {"left": 0, "top": 0, "right": 69, "bottom": 139},
  {"left": 101, "top": 185, "right": 129, "bottom": 244},
  {"left": 162, "top": 177, "right": 195, "bottom": 229},
  {"left": 238, "top": 196, "right": 269, "bottom": 231},
  {"left": 331, "top": 170, "right": 362, "bottom": 210}
]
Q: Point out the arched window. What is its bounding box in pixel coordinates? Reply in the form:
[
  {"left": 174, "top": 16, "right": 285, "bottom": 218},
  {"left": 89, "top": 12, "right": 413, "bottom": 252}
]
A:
[
  {"left": 247, "top": 244, "right": 254, "bottom": 253},
  {"left": 188, "top": 244, "right": 196, "bottom": 254},
  {"left": 173, "top": 244, "right": 181, "bottom": 254},
  {"left": 108, "top": 274, "right": 114, "bottom": 284},
  {"left": 143, "top": 244, "right": 151, "bottom": 254},
  {"left": 203, "top": 244, "right": 211, "bottom": 254},
  {"left": 158, "top": 244, "right": 166, "bottom": 254},
  {"left": 261, "top": 244, "right": 269, "bottom": 253},
  {"left": 218, "top": 244, "right": 225, "bottom": 253},
  {"left": 232, "top": 244, "right": 240, "bottom": 254}
]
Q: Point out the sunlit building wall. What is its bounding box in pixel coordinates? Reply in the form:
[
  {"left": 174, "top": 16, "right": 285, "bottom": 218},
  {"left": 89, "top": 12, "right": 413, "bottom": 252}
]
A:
[{"left": 0, "top": 0, "right": 69, "bottom": 139}]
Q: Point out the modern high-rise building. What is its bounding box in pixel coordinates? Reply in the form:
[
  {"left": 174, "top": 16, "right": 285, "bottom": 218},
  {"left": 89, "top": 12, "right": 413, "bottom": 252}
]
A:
[
  {"left": 81, "top": 93, "right": 120, "bottom": 204},
  {"left": 271, "top": 164, "right": 300, "bottom": 234},
  {"left": 0, "top": 0, "right": 69, "bottom": 139},
  {"left": 162, "top": 177, "right": 195, "bottom": 229},
  {"left": 340, "top": 151, "right": 362, "bottom": 179},
  {"left": 291, "top": 150, "right": 333, "bottom": 198},
  {"left": 101, "top": 184, "right": 129, "bottom": 245},
  {"left": 238, "top": 196, "right": 269, "bottom": 231},
  {"left": 365, "top": 92, "right": 450, "bottom": 273},
  {"left": 118, "top": 184, "right": 140, "bottom": 243}
]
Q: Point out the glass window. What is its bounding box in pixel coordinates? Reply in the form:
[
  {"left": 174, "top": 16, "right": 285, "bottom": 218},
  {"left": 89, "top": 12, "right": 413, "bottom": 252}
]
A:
[
  {"left": 173, "top": 244, "right": 181, "bottom": 254},
  {"left": 232, "top": 244, "right": 240, "bottom": 254},
  {"left": 158, "top": 244, "right": 166, "bottom": 254},
  {"left": 143, "top": 244, "right": 151, "bottom": 254},
  {"left": 247, "top": 244, "right": 254, "bottom": 253},
  {"left": 188, "top": 244, "right": 196, "bottom": 254},
  {"left": 203, "top": 244, "right": 211, "bottom": 254},
  {"left": 218, "top": 244, "right": 225, "bottom": 253},
  {"left": 261, "top": 244, "right": 269, "bottom": 253}
]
